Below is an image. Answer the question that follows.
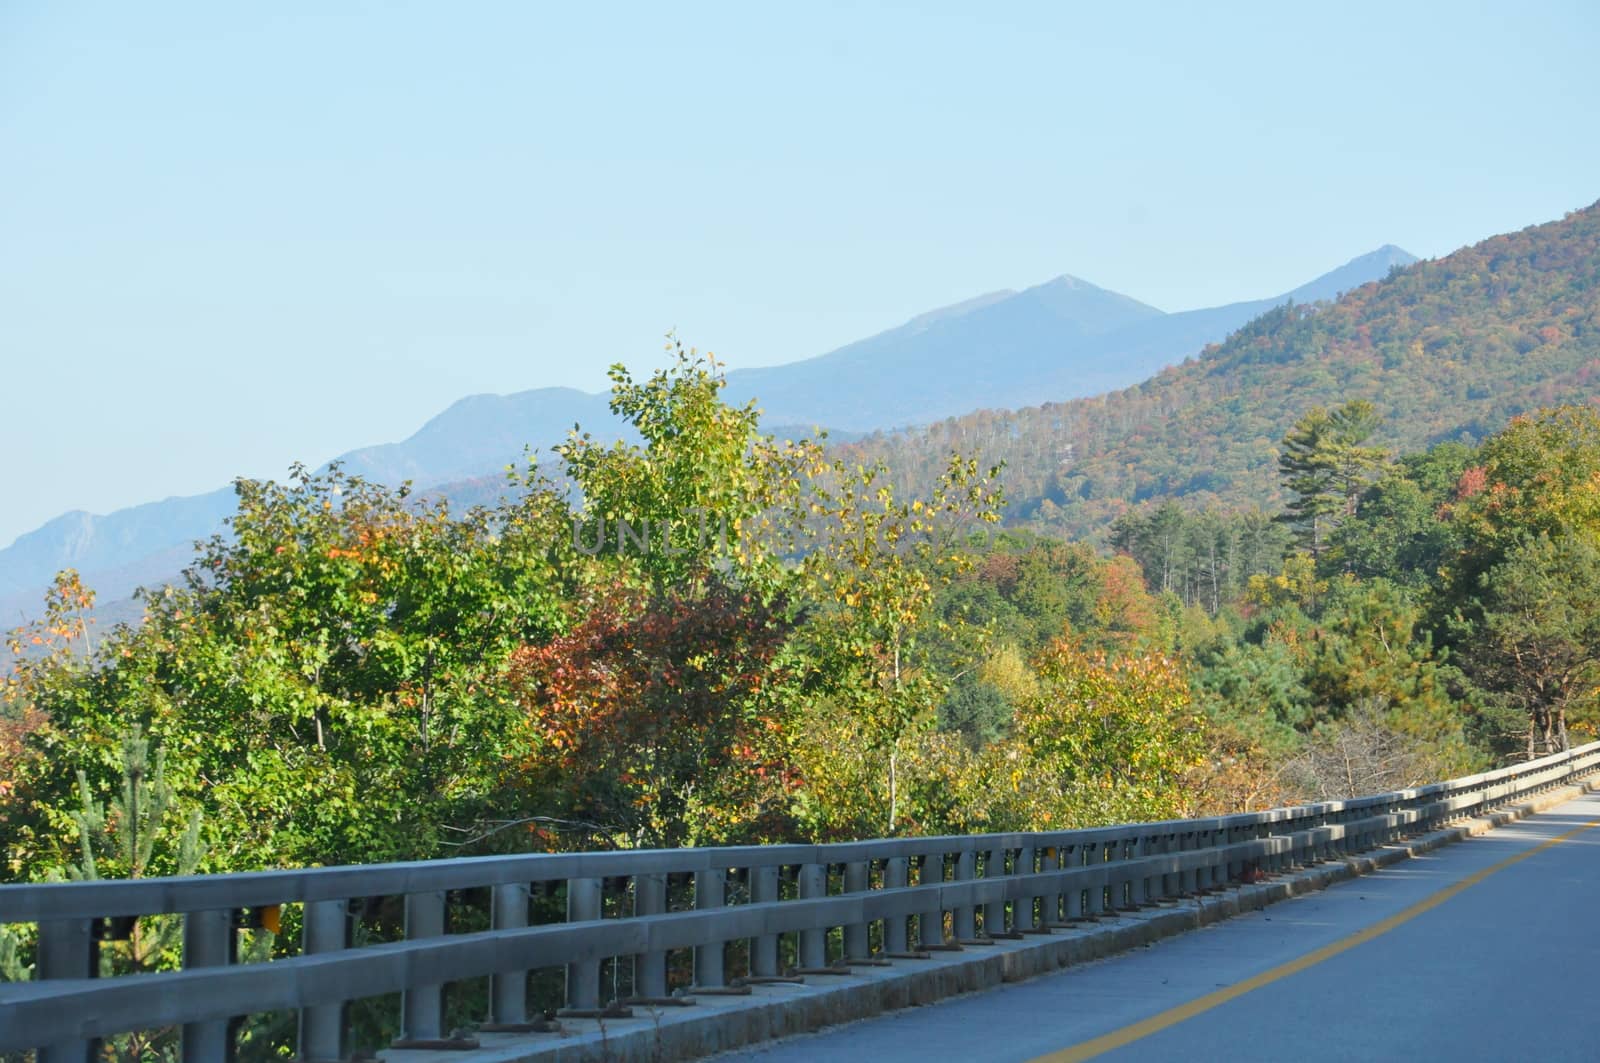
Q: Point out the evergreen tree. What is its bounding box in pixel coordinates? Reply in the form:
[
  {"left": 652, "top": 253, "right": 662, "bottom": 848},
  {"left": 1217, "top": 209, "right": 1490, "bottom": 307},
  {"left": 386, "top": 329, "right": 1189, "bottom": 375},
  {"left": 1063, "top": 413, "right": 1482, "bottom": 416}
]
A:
[
  {"left": 1277, "top": 401, "right": 1388, "bottom": 560},
  {"left": 64, "top": 724, "right": 205, "bottom": 884}
]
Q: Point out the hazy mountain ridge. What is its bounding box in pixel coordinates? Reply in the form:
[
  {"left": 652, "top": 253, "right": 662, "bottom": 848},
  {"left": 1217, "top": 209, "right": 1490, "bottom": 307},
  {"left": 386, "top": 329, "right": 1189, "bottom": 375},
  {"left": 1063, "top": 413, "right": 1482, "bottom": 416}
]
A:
[
  {"left": 720, "top": 246, "right": 1418, "bottom": 430},
  {"left": 0, "top": 245, "right": 1413, "bottom": 619},
  {"left": 333, "top": 388, "right": 625, "bottom": 488},
  {"left": 0, "top": 491, "right": 237, "bottom": 600}
]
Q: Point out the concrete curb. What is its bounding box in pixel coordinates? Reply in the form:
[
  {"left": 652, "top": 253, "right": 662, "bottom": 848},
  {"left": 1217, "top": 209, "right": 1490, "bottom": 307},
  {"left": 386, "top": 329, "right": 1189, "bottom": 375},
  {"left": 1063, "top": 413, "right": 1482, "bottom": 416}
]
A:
[{"left": 389, "top": 775, "right": 1600, "bottom": 1063}]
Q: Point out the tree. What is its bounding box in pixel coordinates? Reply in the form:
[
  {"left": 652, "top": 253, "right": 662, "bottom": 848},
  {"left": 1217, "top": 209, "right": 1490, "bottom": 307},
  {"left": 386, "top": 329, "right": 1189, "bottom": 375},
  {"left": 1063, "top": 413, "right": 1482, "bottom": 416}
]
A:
[
  {"left": 1470, "top": 533, "right": 1600, "bottom": 755},
  {"left": 1323, "top": 442, "right": 1475, "bottom": 585},
  {"left": 1012, "top": 640, "right": 1204, "bottom": 824},
  {"left": 62, "top": 725, "right": 205, "bottom": 884},
  {"left": 496, "top": 345, "right": 826, "bottom": 848},
  {"left": 1277, "top": 401, "right": 1389, "bottom": 560},
  {"left": 1111, "top": 505, "right": 1291, "bottom": 613},
  {"left": 792, "top": 453, "right": 1004, "bottom": 834},
  {"left": 1284, "top": 698, "right": 1461, "bottom": 799},
  {"left": 505, "top": 575, "right": 795, "bottom": 849},
  {"left": 557, "top": 338, "right": 820, "bottom": 596},
  {"left": 936, "top": 674, "right": 1011, "bottom": 750},
  {"left": 1111, "top": 501, "right": 1191, "bottom": 595},
  {"left": 1246, "top": 552, "right": 1328, "bottom": 615},
  {"left": 45, "top": 726, "right": 207, "bottom": 1060},
  {"left": 2, "top": 571, "right": 92, "bottom": 877},
  {"left": 2, "top": 462, "right": 582, "bottom": 880},
  {"left": 1437, "top": 407, "right": 1600, "bottom": 756}
]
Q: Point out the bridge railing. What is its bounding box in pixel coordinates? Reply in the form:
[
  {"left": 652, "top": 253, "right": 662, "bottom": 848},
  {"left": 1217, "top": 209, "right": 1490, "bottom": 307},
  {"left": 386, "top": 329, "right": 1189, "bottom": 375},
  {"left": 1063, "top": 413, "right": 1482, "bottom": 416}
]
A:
[{"left": 3, "top": 740, "right": 1597, "bottom": 1060}]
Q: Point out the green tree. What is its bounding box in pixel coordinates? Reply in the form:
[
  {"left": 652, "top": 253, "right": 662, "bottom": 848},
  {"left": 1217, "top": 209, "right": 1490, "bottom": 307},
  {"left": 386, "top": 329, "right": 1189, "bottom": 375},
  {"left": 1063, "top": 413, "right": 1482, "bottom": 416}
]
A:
[
  {"left": 50, "top": 726, "right": 207, "bottom": 1061},
  {"left": 1014, "top": 641, "right": 1204, "bottom": 824},
  {"left": 3, "top": 463, "right": 581, "bottom": 880},
  {"left": 1437, "top": 407, "right": 1600, "bottom": 756},
  {"left": 1470, "top": 533, "right": 1600, "bottom": 755},
  {"left": 1277, "top": 400, "right": 1389, "bottom": 560},
  {"left": 936, "top": 674, "right": 1012, "bottom": 750},
  {"left": 1301, "top": 579, "right": 1477, "bottom": 775},
  {"left": 558, "top": 338, "right": 819, "bottom": 596},
  {"left": 793, "top": 453, "right": 1004, "bottom": 834},
  {"left": 63, "top": 724, "right": 205, "bottom": 884},
  {"left": 1323, "top": 442, "right": 1475, "bottom": 584}
]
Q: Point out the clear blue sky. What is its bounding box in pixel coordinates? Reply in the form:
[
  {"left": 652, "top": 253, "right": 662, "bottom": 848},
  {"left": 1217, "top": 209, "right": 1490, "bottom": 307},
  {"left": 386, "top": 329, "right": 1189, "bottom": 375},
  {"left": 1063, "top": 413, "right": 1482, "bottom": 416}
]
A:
[{"left": 3, "top": 1, "right": 1597, "bottom": 548}]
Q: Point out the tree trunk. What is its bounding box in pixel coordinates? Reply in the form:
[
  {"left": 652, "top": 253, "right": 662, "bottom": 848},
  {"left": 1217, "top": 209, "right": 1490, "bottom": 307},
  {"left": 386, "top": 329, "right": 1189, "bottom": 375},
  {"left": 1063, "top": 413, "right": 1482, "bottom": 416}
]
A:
[{"left": 887, "top": 746, "right": 898, "bottom": 836}]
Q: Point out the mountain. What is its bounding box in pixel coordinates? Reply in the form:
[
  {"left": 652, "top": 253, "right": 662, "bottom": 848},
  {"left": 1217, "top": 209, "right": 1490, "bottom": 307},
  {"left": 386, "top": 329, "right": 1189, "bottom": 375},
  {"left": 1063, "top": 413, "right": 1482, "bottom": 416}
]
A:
[
  {"left": 719, "top": 246, "right": 1418, "bottom": 430},
  {"left": 0, "top": 245, "right": 1412, "bottom": 618},
  {"left": 0, "top": 492, "right": 237, "bottom": 602},
  {"left": 333, "top": 387, "right": 622, "bottom": 488},
  {"left": 837, "top": 207, "right": 1600, "bottom": 539}
]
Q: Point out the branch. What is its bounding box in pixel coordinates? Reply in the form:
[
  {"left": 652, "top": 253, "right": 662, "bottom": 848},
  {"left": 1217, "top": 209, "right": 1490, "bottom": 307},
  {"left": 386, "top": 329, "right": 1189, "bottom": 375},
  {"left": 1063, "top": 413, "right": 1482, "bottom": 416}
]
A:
[{"left": 440, "top": 814, "right": 619, "bottom": 849}]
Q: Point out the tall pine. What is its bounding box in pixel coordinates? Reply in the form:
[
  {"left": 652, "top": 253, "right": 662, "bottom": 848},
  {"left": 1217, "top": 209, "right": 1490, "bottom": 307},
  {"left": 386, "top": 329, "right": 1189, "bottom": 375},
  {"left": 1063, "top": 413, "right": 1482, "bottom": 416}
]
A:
[{"left": 1277, "top": 400, "right": 1387, "bottom": 560}]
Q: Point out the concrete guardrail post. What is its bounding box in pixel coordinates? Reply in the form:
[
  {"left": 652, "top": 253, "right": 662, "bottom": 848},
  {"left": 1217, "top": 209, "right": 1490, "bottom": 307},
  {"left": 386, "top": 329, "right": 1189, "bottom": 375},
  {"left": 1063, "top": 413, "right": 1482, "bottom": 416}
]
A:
[
  {"left": 180, "top": 908, "right": 236, "bottom": 1060},
  {"left": 1037, "top": 845, "right": 1060, "bottom": 928},
  {"left": 918, "top": 850, "right": 945, "bottom": 948},
  {"left": 798, "top": 863, "right": 828, "bottom": 969},
  {"left": 983, "top": 847, "right": 1008, "bottom": 935},
  {"left": 1081, "top": 845, "right": 1107, "bottom": 915},
  {"left": 1160, "top": 832, "right": 1179, "bottom": 899},
  {"left": 298, "top": 898, "right": 349, "bottom": 1062},
  {"left": 1061, "top": 845, "right": 1084, "bottom": 920},
  {"left": 37, "top": 917, "right": 97, "bottom": 1063},
  {"left": 1178, "top": 832, "right": 1197, "bottom": 895},
  {"left": 953, "top": 849, "right": 978, "bottom": 939},
  {"left": 1225, "top": 825, "right": 1244, "bottom": 882},
  {"left": 883, "top": 856, "right": 910, "bottom": 952},
  {"left": 749, "top": 865, "right": 780, "bottom": 976},
  {"left": 401, "top": 890, "right": 447, "bottom": 1041},
  {"left": 1268, "top": 822, "right": 1288, "bottom": 874},
  {"left": 491, "top": 883, "right": 531, "bottom": 1025},
  {"left": 843, "top": 860, "right": 870, "bottom": 959},
  {"left": 565, "top": 877, "right": 603, "bottom": 1009},
  {"left": 694, "top": 868, "right": 727, "bottom": 987},
  {"left": 1016, "top": 845, "right": 1037, "bottom": 930},
  {"left": 1125, "top": 836, "right": 1145, "bottom": 909}
]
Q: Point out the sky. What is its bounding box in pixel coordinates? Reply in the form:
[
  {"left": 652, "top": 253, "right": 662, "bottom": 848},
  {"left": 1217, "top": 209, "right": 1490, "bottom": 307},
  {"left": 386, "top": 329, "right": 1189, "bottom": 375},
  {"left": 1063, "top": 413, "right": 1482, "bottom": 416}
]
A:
[{"left": 2, "top": 2, "right": 1598, "bottom": 549}]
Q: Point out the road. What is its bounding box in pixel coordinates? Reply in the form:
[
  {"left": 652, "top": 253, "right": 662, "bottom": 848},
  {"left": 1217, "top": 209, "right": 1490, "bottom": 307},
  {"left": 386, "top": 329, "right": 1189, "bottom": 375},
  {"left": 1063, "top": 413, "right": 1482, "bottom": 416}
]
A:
[{"left": 717, "top": 790, "right": 1600, "bottom": 1063}]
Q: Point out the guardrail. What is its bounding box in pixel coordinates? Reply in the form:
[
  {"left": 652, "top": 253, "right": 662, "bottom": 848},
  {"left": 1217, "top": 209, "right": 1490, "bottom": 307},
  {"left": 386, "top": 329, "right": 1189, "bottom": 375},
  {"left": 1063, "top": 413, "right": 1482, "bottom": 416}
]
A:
[{"left": 4, "top": 740, "right": 1598, "bottom": 1061}]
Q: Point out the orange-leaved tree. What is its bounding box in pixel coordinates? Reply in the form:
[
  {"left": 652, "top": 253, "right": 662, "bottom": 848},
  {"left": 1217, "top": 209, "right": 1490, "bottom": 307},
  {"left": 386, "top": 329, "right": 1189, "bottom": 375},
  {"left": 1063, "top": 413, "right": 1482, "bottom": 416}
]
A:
[{"left": 506, "top": 575, "right": 796, "bottom": 849}]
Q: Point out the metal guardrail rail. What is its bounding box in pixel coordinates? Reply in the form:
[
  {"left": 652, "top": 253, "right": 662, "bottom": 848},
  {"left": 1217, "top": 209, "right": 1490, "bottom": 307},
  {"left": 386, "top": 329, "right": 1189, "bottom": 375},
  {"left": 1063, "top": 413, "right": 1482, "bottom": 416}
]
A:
[{"left": 3, "top": 740, "right": 1597, "bottom": 1060}]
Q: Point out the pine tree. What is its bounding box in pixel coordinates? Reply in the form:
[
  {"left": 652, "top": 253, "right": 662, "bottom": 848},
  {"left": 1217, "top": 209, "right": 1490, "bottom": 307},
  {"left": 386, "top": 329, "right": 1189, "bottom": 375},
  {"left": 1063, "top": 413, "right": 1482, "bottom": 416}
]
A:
[
  {"left": 66, "top": 724, "right": 205, "bottom": 886},
  {"left": 48, "top": 727, "right": 210, "bottom": 1059},
  {"left": 60, "top": 726, "right": 206, "bottom": 989},
  {"left": 1277, "top": 401, "right": 1388, "bottom": 560}
]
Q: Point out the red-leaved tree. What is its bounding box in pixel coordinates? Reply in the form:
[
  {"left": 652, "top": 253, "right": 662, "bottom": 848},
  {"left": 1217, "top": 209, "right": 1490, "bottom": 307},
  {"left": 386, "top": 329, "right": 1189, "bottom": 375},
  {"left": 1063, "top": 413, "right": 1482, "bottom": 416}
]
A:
[{"left": 503, "top": 576, "right": 798, "bottom": 849}]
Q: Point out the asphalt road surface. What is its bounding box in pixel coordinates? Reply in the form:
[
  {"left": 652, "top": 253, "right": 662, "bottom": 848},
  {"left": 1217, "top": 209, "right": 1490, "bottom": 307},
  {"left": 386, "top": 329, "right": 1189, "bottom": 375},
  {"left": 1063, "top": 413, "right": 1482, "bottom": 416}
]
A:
[{"left": 717, "top": 790, "right": 1600, "bottom": 1063}]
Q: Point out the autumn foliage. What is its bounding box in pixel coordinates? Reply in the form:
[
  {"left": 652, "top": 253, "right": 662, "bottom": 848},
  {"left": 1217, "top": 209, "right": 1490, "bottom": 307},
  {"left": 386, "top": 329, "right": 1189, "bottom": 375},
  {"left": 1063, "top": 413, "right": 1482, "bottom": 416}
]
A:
[
  {"left": 506, "top": 576, "right": 797, "bottom": 848},
  {"left": 12, "top": 345, "right": 1595, "bottom": 893}
]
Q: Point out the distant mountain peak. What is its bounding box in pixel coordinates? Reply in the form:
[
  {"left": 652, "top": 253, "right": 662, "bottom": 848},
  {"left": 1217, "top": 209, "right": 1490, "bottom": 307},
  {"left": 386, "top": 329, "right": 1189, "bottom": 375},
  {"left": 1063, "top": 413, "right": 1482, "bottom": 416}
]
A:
[
  {"left": 1354, "top": 244, "right": 1420, "bottom": 269},
  {"left": 900, "top": 289, "right": 1016, "bottom": 334},
  {"left": 1018, "top": 272, "right": 1165, "bottom": 328},
  {"left": 1032, "top": 273, "right": 1149, "bottom": 302},
  {"left": 1284, "top": 245, "right": 1418, "bottom": 305}
]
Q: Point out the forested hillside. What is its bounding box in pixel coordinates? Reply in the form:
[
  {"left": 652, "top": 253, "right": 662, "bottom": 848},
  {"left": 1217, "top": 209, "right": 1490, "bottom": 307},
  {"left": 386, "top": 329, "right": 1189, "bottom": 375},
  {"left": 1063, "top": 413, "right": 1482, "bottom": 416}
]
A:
[{"left": 842, "top": 202, "right": 1600, "bottom": 539}]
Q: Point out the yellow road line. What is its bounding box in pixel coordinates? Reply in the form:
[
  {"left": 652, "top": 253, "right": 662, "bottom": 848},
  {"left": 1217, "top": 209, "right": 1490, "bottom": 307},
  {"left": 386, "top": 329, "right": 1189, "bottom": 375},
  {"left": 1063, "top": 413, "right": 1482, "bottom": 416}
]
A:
[{"left": 1031, "top": 817, "right": 1600, "bottom": 1063}]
